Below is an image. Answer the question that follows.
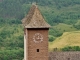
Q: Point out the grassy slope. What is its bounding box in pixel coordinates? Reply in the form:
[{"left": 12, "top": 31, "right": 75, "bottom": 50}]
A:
[
  {"left": 53, "top": 23, "right": 77, "bottom": 32},
  {"left": 0, "top": 0, "right": 80, "bottom": 59},
  {"left": 49, "top": 31, "right": 80, "bottom": 51}
]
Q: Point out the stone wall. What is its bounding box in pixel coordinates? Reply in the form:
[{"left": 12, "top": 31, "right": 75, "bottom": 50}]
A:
[{"left": 49, "top": 51, "right": 80, "bottom": 60}]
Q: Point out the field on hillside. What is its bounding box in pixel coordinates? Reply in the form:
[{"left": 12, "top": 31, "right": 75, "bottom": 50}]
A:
[
  {"left": 49, "top": 31, "right": 80, "bottom": 51},
  {"left": 0, "top": 0, "right": 80, "bottom": 59}
]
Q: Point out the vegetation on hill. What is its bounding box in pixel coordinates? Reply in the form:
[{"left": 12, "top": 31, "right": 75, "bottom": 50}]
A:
[
  {"left": 0, "top": 24, "right": 24, "bottom": 60},
  {"left": 0, "top": 0, "right": 80, "bottom": 25},
  {"left": 49, "top": 31, "right": 80, "bottom": 51},
  {"left": 0, "top": 0, "right": 80, "bottom": 60}
]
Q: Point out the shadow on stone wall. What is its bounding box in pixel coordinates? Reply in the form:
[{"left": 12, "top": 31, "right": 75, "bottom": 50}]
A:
[{"left": 49, "top": 51, "right": 80, "bottom": 60}]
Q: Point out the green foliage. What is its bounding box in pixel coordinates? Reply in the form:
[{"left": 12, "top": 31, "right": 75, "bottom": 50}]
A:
[
  {"left": 53, "top": 48, "right": 58, "bottom": 51},
  {"left": 61, "top": 46, "right": 80, "bottom": 51},
  {"left": 74, "top": 20, "right": 80, "bottom": 29},
  {"left": 52, "top": 46, "right": 80, "bottom": 51},
  {"left": 0, "top": 49, "right": 23, "bottom": 60},
  {"left": 49, "top": 35, "right": 56, "bottom": 42},
  {"left": 0, "top": 0, "right": 80, "bottom": 25},
  {"left": 0, "top": 24, "right": 24, "bottom": 60},
  {"left": 0, "top": 0, "right": 80, "bottom": 59},
  {"left": 49, "top": 28, "right": 63, "bottom": 37}
]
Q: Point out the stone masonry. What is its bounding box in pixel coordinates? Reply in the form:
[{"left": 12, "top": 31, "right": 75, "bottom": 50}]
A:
[{"left": 49, "top": 51, "right": 80, "bottom": 60}]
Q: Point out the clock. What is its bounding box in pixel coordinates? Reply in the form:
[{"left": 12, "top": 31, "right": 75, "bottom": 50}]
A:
[{"left": 33, "top": 33, "right": 43, "bottom": 43}]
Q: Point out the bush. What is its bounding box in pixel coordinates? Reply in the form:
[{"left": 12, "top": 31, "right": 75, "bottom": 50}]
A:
[
  {"left": 0, "top": 49, "right": 24, "bottom": 60},
  {"left": 61, "top": 46, "right": 80, "bottom": 51},
  {"left": 49, "top": 36, "right": 56, "bottom": 42}
]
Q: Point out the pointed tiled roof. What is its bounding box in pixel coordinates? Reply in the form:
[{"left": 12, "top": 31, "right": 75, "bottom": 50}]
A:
[{"left": 22, "top": 4, "right": 51, "bottom": 28}]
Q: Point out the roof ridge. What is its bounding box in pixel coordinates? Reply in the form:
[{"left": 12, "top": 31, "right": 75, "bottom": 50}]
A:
[
  {"left": 22, "top": 5, "right": 36, "bottom": 26},
  {"left": 22, "top": 5, "right": 51, "bottom": 28}
]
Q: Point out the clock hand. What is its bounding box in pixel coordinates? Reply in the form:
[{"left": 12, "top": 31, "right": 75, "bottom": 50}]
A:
[{"left": 36, "top": 36, "right": 40, "bottom": 39}]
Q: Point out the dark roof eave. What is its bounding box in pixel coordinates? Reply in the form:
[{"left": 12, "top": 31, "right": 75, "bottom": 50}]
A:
[{"left": 24, "top": 26, "right": 51, "bottom": 28}]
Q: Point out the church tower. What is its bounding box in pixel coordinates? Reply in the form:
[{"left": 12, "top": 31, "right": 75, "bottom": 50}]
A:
[{"left": 22, "top": 4, "right": 51, "bottom": 60}]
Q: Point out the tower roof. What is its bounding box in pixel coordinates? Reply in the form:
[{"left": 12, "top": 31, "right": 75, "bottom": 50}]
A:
[{"left": 22, "top": 4, "right": 51, "bottom": 28}]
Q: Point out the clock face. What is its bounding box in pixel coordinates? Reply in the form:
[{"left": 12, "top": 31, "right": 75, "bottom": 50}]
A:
[{"left": 33, "top": 33, "right": 43, "bottom": 43}]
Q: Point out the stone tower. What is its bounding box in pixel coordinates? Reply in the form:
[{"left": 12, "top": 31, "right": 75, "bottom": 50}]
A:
[{"left": 22, "top": 4, "right": 50, "bottom": 60}]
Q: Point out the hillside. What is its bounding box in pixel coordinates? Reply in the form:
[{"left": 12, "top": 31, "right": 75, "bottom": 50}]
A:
[
  {"left": 0, "top": 0, "right": 80, "bottom": 25},
  {"left": 49, "top": 23, "right": 78, "bottom": 37},
  {"left": 0, "top": 0, "right": 80, "bottom": 60},
  {"left": 53, "top": 23, "right": 77, "bottom": 32},
  {"left": 49, "top": 31, "right": 80, "bottom": 51},
  {"left": 0, "top": 24, "right": 24, "bottom": 60}
]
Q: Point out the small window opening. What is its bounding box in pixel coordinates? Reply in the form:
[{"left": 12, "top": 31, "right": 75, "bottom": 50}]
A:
[
  {"left": 37, "top": 49, "right": 39, "bottom": 52},
  {"left": 68, "top": 58, "right": 70, "bottom": 60}
]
